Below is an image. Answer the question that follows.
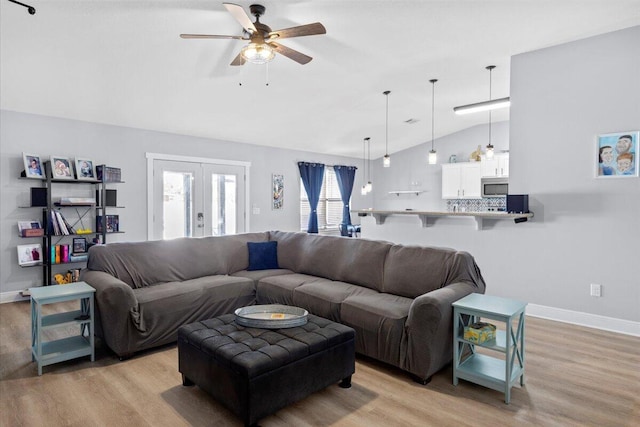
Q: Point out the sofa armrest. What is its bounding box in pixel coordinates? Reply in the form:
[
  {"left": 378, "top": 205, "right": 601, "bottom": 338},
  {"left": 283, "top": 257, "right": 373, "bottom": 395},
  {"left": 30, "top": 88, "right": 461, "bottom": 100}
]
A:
[
  {"left": 404, "top": 282, "right": 478, "bottom": 380},
  {"left": 81, "top": 270, "right": 137, "bottom": 357}
]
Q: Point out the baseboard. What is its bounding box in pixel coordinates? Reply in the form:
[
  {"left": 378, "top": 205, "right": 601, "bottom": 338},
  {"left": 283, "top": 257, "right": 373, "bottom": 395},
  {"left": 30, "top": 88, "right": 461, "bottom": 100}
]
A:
[
  {"left": 1, "top": 290, "right": 30, "bottom": 304},
  {"left": 527, "top": 304, "right": 640, "bottom": 337}
]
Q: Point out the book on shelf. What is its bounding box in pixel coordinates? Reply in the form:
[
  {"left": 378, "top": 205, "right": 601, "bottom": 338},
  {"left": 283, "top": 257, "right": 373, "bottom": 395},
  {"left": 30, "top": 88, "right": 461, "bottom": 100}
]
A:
[
  {"left": 50, "top": 244, "right": 75, "bottom": 264},
  {"left": 96, "top": 215, "right": 119, "bottom": 233},
  {"left": 96, "top": 166, "right": 122, "bottom": 182},
  {"left": 69, "top": 254, "right": 88, "bottom": 263},
  {"left": 17, "top": 220, "right": 44, "bottom": 237},
  {"left": 56, "top": 197, "right": 96, "bottom": 206},
  {"left": 48, "top": 210, "right": 76, "bottom": 235}
]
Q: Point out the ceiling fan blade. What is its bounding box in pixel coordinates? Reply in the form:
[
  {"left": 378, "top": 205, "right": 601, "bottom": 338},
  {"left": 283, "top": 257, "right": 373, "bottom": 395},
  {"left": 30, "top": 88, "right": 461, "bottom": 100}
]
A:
[
  {"left": 180, "top": 34, "right": 245, "bottom": 40},
  {"left": 223, "top": 3, "right": 256, "bottom": 33},
  {"left": 269, "top": 42, "right": 312, "bottom": 65},
  {"left": 269, "top": 22, "right": 326, "bottom": 40},
  {"left": 230, "top": 51, "right": 246, "bottom": 66}
]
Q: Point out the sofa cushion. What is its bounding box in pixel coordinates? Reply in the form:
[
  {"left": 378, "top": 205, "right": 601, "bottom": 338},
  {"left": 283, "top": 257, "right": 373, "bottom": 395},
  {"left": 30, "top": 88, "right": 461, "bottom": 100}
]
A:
[
  {"left": 127, "top": 275, "right": 255, "bottom": 349},
  {"left": 340, "top": 293, "right": 412, "bottom": 366},
  {"left": 231, "top": 269, "right": 295, "bottom": 286},
  {"left": 247, "top": 241, "right": 279, "bottom": 271},
  {"left": 88, "top": 232, "right": 269, "bottom": 289},
  {"left": 255, "top": 273, "right": 324, "bottom": 306},
  {"left": 382, "top": 246, "right": 486, "bottom": 298},
  {"left": 292, "top": 280, "right": 378, "bottom": 322},
  {"left": 269, "top": 231, "right": 391, "bottom": 292}
]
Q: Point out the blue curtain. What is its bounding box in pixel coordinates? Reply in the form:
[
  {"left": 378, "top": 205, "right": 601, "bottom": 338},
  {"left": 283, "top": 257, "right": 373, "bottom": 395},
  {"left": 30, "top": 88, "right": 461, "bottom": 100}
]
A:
[
  {"left": 333, "top": 165, "right": 357, "bottom": 228},
  {"left": 298, "top": 162, "right": 325, "bottom": 233}
]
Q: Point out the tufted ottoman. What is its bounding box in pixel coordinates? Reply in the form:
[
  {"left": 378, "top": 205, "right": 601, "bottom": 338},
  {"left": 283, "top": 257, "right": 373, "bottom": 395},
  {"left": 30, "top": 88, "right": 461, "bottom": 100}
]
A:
[{"left": 178, "top": 313, "right": 355, "bottom": 427}]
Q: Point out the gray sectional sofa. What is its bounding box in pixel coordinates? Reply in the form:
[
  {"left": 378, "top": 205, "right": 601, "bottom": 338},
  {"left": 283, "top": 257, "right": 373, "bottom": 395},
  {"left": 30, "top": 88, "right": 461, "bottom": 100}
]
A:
[{"left": 81, "top": 230, "right": 486, "bottom": 382}]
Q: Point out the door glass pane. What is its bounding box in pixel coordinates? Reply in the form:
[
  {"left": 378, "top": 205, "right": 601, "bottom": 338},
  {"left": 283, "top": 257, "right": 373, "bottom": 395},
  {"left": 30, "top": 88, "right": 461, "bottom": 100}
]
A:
[
  {"left": 211, "top": 174, "right": 237, "bottom": 236},
  {"left": 163, "top": 171, "right": 193, "bottom": 239}
]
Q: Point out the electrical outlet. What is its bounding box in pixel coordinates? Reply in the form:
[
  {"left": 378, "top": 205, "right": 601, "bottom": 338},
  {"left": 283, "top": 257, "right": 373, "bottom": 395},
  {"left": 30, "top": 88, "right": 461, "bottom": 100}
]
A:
[{"left": 590, "top": 283, "right": 602, "bottom": 297}]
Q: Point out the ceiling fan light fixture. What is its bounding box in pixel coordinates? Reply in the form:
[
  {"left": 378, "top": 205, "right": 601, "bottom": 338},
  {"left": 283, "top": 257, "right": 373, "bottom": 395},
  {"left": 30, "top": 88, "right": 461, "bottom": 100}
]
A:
[{"left": 241, "top": 42, "right": 275, "bottom": 64}]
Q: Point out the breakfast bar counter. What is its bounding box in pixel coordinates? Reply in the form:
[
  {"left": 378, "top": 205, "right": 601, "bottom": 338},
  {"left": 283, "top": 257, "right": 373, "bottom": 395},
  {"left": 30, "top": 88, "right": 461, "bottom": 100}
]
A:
[{"left": 351, "top": 209, "right": 534, "bottom": 230}]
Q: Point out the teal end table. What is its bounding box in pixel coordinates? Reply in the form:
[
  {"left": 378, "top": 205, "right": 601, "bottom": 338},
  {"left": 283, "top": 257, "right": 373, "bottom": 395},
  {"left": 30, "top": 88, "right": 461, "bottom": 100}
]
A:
[
  {"left": 452, "top": 293, "right": 527, "bottom": 403},
  {"left": 29, "top": 282, "right": 95, "bottom": 375}
]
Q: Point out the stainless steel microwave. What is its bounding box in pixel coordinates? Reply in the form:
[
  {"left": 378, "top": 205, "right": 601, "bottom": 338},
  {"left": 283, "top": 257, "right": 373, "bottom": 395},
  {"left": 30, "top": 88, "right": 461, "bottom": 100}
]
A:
[{"left": 481, "top": 177, "right": 509, "bottom": 197}]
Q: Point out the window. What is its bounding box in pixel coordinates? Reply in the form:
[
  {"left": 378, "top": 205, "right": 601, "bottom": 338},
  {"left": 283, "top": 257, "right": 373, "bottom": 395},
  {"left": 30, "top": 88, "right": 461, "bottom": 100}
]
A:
[{"left": 300, "top": 168, "right": 344, "bottom": 233}]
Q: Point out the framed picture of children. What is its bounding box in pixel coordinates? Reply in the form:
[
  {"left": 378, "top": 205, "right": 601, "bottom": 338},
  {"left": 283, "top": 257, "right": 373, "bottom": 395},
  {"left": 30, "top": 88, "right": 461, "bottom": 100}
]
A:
[
  {"left": 596, "top": 131, "right": 638, "bottom": 178},
  {"left": 23, "top": 153, "right": 45, "bottom": 179},
  {"left": 75, "top": 158, "right": 96, "bottom": 180},
  {"left": 50, "top": 156, "right": 74, "bottom": 180}
]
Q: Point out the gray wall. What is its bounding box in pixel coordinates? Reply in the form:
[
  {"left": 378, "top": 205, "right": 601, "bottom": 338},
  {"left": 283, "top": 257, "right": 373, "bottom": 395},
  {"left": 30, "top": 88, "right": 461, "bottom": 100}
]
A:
[
  {"left": 0, "top": 110, "right": 363, "bottom": 295},
  {"left": 362, "top": 26, "right": 640, "bottom": 324}
]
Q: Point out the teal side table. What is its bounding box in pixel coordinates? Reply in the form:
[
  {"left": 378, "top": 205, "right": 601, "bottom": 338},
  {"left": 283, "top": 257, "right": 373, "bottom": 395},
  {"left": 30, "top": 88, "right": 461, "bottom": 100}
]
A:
[
  {"left": 452, "top": 293, "right": 527, "bottom": 403},
  {"left": 29, "top": 282, "right": 95, "bottom": 375}
]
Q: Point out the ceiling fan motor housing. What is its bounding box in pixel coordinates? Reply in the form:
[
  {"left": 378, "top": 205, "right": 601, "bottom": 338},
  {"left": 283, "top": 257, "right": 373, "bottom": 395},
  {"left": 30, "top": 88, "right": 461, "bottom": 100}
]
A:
[{"left": 249, "top": 4, "right": 266, "bottom": 18}]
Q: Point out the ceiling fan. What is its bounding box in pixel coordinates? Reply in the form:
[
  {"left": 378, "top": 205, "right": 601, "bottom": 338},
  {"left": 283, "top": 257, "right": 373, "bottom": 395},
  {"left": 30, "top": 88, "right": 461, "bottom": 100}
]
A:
[{"left": 180, "top": 3, "right": 326, "bottom": 66}]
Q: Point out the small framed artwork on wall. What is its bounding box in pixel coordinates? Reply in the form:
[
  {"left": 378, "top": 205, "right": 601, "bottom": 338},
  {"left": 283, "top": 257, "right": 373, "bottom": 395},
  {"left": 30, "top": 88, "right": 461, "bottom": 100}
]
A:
[
  {"left": 50, "top": 156, "right": 74, "bottom": 180},
  {"left": 596, "top": 131, "right": 638, "bottom": 178},
  {"left": 23, "top": 153, "right": 44, "bottom": 179},
  {"left": 272, "top": 174, "right": 284, "bottom": 210},
  {"left": 75, "top": 158, "right": 96, "bottom": 180}
]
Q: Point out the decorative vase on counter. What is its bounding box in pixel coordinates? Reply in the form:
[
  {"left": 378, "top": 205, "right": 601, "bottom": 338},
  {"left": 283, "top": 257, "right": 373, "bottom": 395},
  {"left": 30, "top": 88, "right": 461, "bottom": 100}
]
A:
[{"left": 449, "top": 154, "right": 457, "bottom": 163}]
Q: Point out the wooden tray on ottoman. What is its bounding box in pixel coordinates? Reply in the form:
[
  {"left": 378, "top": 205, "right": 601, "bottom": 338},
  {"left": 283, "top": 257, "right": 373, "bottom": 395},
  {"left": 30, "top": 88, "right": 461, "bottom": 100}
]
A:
[{"left": 234, "top": 304, "right": 308, "bottom": 329}]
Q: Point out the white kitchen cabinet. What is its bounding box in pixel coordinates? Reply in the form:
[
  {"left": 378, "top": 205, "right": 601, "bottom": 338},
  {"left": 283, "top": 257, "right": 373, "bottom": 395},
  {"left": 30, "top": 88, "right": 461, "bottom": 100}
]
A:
[
  {"left": 481, "top": 153, "right": 509, "bottom": 177},
  {"left": 442, "top": 162, "right": 482, "bottom": 199}
]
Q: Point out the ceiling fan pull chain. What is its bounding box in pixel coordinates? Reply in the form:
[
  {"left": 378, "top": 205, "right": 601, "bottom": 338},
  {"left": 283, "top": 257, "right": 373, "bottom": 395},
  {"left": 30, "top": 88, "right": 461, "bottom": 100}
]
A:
[
  {"left": 239, "top": 60, "right": 247, "bottom": 86},
  {"left": 265, "top": 62, "right": 270, "bottom": 86}
]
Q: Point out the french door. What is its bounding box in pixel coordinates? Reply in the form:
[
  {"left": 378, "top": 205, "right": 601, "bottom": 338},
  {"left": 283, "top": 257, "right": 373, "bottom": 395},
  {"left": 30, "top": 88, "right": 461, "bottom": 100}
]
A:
[{"left": 150, "top": 157, "right": 247, "bottom": 240}]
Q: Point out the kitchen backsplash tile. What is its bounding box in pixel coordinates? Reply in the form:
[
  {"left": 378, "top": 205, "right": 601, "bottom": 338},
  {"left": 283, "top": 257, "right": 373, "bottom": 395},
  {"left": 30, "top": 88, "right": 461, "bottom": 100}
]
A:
[{"left": 447, "top": 197, "right": 506, "bottom": 212}]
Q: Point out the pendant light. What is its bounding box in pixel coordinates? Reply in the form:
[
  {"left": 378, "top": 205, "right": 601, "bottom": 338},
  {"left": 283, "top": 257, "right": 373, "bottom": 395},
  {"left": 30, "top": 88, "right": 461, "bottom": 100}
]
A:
[
  {"left": 361, "top": 137, "right": 368, "bottom": 195},
  {"left": 428, "top": 79, "right": 438, "bottom": 165},
  {"left": 485, "top": 65, "right": 496, "bottom": 159},
  {"left": 365, "top": 137, "right": 373, "bottom": 192},
  {"left": 383, "top": 91, "right": 391, "bottom": 167}
]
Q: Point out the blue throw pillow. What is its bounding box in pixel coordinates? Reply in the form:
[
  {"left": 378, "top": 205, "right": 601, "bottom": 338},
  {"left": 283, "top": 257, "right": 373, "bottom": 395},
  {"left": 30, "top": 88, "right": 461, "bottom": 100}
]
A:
[{"left": 247, "top": 241, "right": 279, "bottom": 271}]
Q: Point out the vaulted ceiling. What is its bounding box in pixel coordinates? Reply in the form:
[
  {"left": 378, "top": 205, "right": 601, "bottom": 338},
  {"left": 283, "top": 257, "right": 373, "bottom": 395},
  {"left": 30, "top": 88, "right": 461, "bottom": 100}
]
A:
[{"left": 2, "top": 1, "right": 639, "bottom": 158}]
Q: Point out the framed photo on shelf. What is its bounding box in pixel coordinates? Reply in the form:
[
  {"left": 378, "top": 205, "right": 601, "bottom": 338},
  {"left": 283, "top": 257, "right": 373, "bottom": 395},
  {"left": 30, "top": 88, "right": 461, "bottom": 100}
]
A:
[
  {"left": 272, "top": 173, "right": 284, "bottom": 210},
  {"left": 75, "top": 158, "right": 96, "bottom": 180},
  {"left": 72, "top": 237, "right": 87, "bottom": 255},
  {"left": 17, "top": 243, "right": 43, "bottom": 266},
  {"left": 596, "top": 131, "right": 639, "bottom": 178},
  {"left": 50, "top": 156, "right": 74, "bottom": 180},
  {"left": 23, "top": 153, "right": 45, "bottom": 179}
]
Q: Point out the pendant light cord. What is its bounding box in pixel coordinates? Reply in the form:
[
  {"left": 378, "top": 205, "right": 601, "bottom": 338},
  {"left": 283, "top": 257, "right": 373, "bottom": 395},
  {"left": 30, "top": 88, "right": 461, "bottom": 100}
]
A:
[
  {"left": 487, "top": 66, "right": 494, "bottom": 146},
  {"left": 363, "top": 138, "right": 367, "bottom": 185},
  {"left": 367, "top": 138, "right": 371, "bottom": 181},
  {"left": 385, "top": 92, "right": 389, "bottom": 155},
  {"left": 431, "top": 80, "right": 436, "bottom": 151}
]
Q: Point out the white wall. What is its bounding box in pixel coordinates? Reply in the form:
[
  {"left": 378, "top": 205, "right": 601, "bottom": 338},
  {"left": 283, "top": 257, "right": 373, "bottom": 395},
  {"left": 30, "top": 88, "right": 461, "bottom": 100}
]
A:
[
  {"left": 0, "top": 110, "right": 363, "bottom": 296},
  {"left": 362, "top": 26, "right": 640, "bottom": 328}
]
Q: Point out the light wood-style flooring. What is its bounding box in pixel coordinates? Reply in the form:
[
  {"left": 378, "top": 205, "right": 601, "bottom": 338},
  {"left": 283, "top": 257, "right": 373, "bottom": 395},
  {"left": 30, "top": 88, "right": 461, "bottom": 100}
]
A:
[{"left": 1, "top": 300, "right": 638, "bottom": 427}]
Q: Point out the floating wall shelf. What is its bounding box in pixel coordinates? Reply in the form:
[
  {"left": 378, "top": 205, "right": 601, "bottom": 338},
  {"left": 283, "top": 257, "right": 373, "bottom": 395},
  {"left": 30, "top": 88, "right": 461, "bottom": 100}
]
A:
[
  {"left": 352, "top": 209, "right": 533, "bottom": 231},
  {"left": 388, "top": 190, "right": 424, "bottom": 196}
]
